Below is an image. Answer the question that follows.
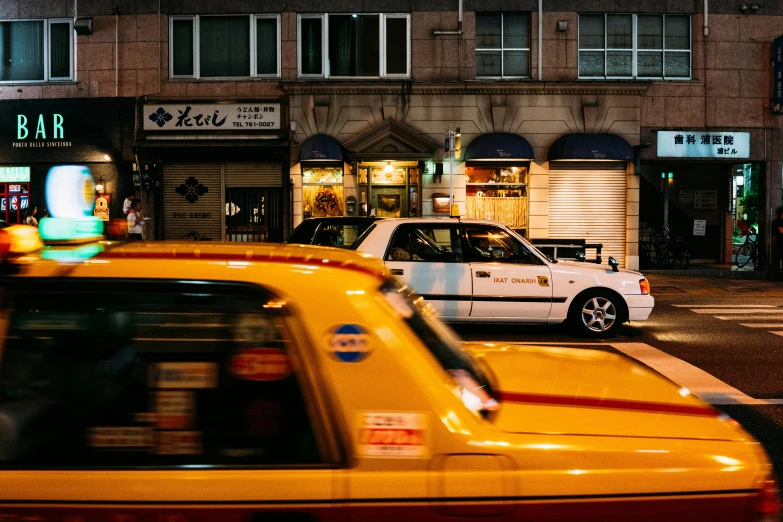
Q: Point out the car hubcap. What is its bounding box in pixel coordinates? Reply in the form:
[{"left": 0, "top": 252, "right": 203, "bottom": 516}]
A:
[{"left": 581, "top": 297, "right": 617, "bottom": 332}]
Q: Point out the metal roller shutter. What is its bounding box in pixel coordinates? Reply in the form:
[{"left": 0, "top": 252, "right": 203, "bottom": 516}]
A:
[
  {"left": 224, "top": 163, "right": 281, "bottom": 187},
  {"left": 548, "top": 161, "right": 628, "bottom": 267},
  {"left": 163, "top": 163, "right": 222, "bottom": 241}
]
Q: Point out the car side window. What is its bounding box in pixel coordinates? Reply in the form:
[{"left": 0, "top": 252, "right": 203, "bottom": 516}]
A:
[
  {"left": 0, "top": 279, "right": 326, "bottom": 469},
  {"left": 314, "top": 222, "right": 373, "bottom": 248},
  {"left": 385, "top": 225, "right": 462, "bottom": 263},
  {"left": 464, "top": 226, "right": 537, "bottom": 264}
]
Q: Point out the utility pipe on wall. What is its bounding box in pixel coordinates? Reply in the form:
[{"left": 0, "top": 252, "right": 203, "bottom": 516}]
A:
[
  {"left": 433, "top": 0, "right": 463, "bottom": 35},
  {"left": 704, "top": 0, "right": 709, "bottom": 36},
  {"left": 538, "top": 0, "right": 543, "bottom": 81}
]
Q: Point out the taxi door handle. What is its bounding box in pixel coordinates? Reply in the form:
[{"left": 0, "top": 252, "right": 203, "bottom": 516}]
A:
[
  {"left": 390, "top": 268, "right": 404, "bottom": 275},
  {"left": 476, "top": 271, "right": 491, "bottom": 278}
]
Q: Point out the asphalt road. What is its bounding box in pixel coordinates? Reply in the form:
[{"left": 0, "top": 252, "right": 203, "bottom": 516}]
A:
[{"left": 451, "top": 275, "right": 783, "bottom": 497}]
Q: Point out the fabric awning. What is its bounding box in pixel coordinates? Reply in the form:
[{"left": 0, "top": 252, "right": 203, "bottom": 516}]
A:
[
  {"left": 547, "top": 133, "right": 633, "bottom": 161},
  {"left": 465, "top": 132, "right": 534, "bottom": 161},
  {"left": 300, "top": 133, "right": 343, "bottom": 161}
]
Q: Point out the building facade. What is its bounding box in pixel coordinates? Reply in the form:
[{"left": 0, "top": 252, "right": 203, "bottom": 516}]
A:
[{"left": 0, "top": 0, "right": 781, "bottom": 270}]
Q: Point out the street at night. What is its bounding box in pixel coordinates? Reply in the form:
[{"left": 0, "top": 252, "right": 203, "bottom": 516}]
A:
[{"left": 455, "top": 274, "right": 783, "bottom": 487}]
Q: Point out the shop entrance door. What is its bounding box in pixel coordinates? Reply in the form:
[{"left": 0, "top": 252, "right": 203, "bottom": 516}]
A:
[
  {"left": 225, "top": 188, "right": 282, "bottom": 242},
  {"left": 372, "top": 187, "right": 406, "bottom": 217}
]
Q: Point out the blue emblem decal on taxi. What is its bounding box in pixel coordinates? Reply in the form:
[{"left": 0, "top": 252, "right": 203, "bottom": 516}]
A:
[{"left": 329, "top": 324, "right": 371, "bottom": 362}]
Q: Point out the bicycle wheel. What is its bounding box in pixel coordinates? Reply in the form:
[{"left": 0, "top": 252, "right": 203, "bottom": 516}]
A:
[{"left": 735, "top": 241, "right": 751, "bottom": 268}]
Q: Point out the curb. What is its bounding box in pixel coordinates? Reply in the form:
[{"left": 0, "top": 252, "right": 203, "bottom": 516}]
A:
[{"left": 643, "top": 269, "right": 768, "bottom": 280}]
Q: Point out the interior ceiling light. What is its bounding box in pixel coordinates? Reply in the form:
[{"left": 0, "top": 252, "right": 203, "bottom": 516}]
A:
[{"left": 383, "top": 162, "right": 394, "bottom": 173}]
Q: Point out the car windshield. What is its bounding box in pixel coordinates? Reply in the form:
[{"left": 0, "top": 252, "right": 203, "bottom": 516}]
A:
[
  {"left": 379, "top": 279, "right": 498, "bottom": 414},
  {"left": 504, "top": 228, "right": 555, "bottom": 263},
  {"left": 287, "top": 220, "right": 321, "bottom": 245},
  {"left": 348, "top": 223, "right": 377, "bottom": 250}
]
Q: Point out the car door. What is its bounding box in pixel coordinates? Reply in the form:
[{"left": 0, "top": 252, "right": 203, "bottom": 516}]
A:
[
  {"left": 0, "top": 279, "right": 339, "bottom": 521},
  {"left": 384, "top": 223, "right": 472, "bottom": 319},
  {"left": 464, "top": 225, "right": 553, "bottom": 320}
]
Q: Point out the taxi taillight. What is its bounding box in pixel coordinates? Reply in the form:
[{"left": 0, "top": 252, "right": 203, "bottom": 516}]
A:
[
  {"left": 639, "top": 279, "right": 651, "bottom": 295},
  {"left": 0, "top": 225, "right": 44, "bottom": 261},
  {"left": 752, "top": 475, "right": 781, "bottom": 521}
]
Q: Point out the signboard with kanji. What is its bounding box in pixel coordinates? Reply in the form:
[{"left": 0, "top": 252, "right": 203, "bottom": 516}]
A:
[
  {"left": 143, "top": 103, "right": 281, "bottom": 131},
  {"left": 773, "top": 35, "right": 783, "bottom": 115},
  {"left": 694, "top": 190, "right": 718, "bottom": 210},
  {"left": 657, "top": 131, "right": 750, "bottom": 159}
]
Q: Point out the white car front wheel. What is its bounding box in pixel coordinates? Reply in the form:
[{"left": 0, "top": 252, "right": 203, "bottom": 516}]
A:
[{"left": 569, "top": 291, "right": 624, "bottom": 337}]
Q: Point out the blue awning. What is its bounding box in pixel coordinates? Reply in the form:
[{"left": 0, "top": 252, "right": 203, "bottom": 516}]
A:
[
  {"left": 465, "top": 132, "right": 534, "bottom": 161},
  {"left": 300, "top": 133, "right": 343, "bottom": 161},
  {"left": 548, "top": 133, "right": 633, "bottom": 161}
]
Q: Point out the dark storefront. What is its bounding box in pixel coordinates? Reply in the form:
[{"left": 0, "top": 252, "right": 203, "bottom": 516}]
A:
[
  {"left": 0, "top": 98, "right": 135, "bottom": 224},
  {"left": 135, "top": 99, "right": 289, "bottom": 242}
]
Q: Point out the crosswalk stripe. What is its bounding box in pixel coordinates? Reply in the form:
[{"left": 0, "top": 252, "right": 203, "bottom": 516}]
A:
[
  {"left": 672, "top": 304, "right": 777, "bottom": 308},
  {"left": 609, "top": 342, "right": 783, "bottom": 406},
  {"left": 773, "top": 332, "right": 783, "bottom": 337},
  {"left": 689, "top": 309, "right": 783, "bottom": 314},
  {"left": 738, "top": 323, "right": 783, "bottom": 328}
]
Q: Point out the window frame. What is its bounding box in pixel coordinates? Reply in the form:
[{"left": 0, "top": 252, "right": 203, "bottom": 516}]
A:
[
  {"left": 0, "top": 17, "right": 74, "bottom": 84},
  {"left": 169, "top": 14, "right": 281, "bottom": 80},
  {"left": 577, "top": 13, "right": 691, "bottom": 81},
  {"left": 0, "top": 277, "right": 345, "bottom": 470},
  {"left": 462, "top": 225, "right": 543, "bottom": 265},
  {"left": 383, "top": 224, "right": 463, "bottom": 263},
  {"left": 296, "top": 13, "right": 411, "bottom": 79},
  {"left": 474, "top": 12, "right": 531, "bottom": 80}
]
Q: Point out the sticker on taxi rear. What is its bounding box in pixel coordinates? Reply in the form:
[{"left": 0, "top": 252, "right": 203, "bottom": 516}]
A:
[
  {"left": 357, "top": 412, "right": 428, "bottom": 458},
  {"left": 150, "top": 362, "right": 218, "bottom": 389},
  {"left": 230, "top": 347, "right": 292, "bottom": 381},
  {"left": 327, "top": 324, "right": 372, "bottom": 363}
]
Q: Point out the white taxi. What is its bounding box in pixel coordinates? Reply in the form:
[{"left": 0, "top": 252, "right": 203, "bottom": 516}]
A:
[{"left": 352, "top": 218, "right": 654, "bottom": 336}]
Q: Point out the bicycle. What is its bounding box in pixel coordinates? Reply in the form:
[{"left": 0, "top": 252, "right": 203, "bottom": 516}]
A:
[
  {"left": 735, "top": 226, "right": 765, "bottom": 269},
  {"left": 181, "top": 231, "right": 212, "bottom": 241}
]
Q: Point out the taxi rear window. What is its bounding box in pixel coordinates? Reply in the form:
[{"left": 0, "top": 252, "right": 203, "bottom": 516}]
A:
[{"left": 0, "top": 279, "right": 326, "bottom": 469}]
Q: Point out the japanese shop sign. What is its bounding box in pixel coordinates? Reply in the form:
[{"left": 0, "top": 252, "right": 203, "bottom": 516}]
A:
[
  {"left": 679, "top": 190, "right": 693, "bottom": 204},
  {"left": 773, "top": 35, "right": 783, "bottom": 114},
  {"left": 657, "top": 131, "right": 750, "bottom": 159},
  {"left": 694, "top": 190, "right": 718, "bottom": 210},
  {"left": 143, "top": 103, "right": 281, "bottom": 131}
]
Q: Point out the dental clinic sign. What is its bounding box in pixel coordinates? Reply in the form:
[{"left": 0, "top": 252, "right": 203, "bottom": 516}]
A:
[
  {"left": 657, "top": 131, "right": 749, "bottom": 159},
  {"left": 13, "top": 113, "right": 72, "bottom": 149}
]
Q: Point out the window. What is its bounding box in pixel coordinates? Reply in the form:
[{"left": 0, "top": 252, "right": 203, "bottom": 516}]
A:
[
  {"left": 475, "top": 13, "right": 530, "bottom": 79},
  {"left": 170, "top": 14, "right": 280, "bottom": 79},
  {"left": 312, "top": 221, "right": 377, "bottom": 248},
  {"left": 380, "top": 280, "right": 497, "bottom": 414},
  {"left": 463, "top": 226, "right": 538, "bottom": 264},
  {"left": 0, "top": 279, "right": 328, "bottom": 468},
  {"left": 385, "top": 225, "right": 462, "bottom": 262},
  {"left": 297, "top": 14, "right": 410, "bottom": 78},
  {"left": 0, "top": 19, "right": 73, "bottom": 82},
  {"left": 578, "top": 14, "right": 690, "bottom": 79}
]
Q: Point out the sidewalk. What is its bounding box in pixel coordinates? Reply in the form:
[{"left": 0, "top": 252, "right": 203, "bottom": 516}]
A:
[
  {"left": 643, "top": 262, "right": 768, "bottom": 280},
  {"left": 646, "top": 272, "right": 783, "bottom": 297}
]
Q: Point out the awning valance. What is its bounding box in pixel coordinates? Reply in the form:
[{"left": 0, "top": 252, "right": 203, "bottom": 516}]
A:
[
  {"left": 465, "top": 132, "right": 534, "bottom": 161},
  {"left": 547, "top": 133, "right": 633, "bottom": 161},
  {"left": 300, "top": 133, "right": 343, "bottom": 161}
]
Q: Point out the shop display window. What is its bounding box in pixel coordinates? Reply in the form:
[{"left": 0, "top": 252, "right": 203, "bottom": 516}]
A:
[
  {"left": 303, "top": 167, "right": 345, "bottom": 218},
  {"left": 466, "top": 165, "right": 528, "bottom": 230}
]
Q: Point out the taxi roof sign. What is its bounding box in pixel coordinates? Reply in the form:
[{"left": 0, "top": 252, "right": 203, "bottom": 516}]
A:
[{"left": 39, "top": 165, "right": 104, "bottom": 244}]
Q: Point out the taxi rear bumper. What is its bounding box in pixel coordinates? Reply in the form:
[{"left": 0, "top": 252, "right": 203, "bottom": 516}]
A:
[{"left": 624, "top": 294, "right": 654, "bottom": 321}]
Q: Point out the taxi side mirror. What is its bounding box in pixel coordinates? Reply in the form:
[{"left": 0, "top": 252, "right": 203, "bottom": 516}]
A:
[
  {"left": 608, "top": 257, "right": 619, "bottom": 272},
  {"left": 575, "top": 251, "right": 586, "bottom": 262}
]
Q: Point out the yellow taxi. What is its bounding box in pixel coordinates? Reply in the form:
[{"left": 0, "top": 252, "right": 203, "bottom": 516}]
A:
[
  {"left": 0, "top": 224, "right": 778, "bottom": 522},
  {"left": 0, "top": 165, "right": 776, "bottom": 522}
]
